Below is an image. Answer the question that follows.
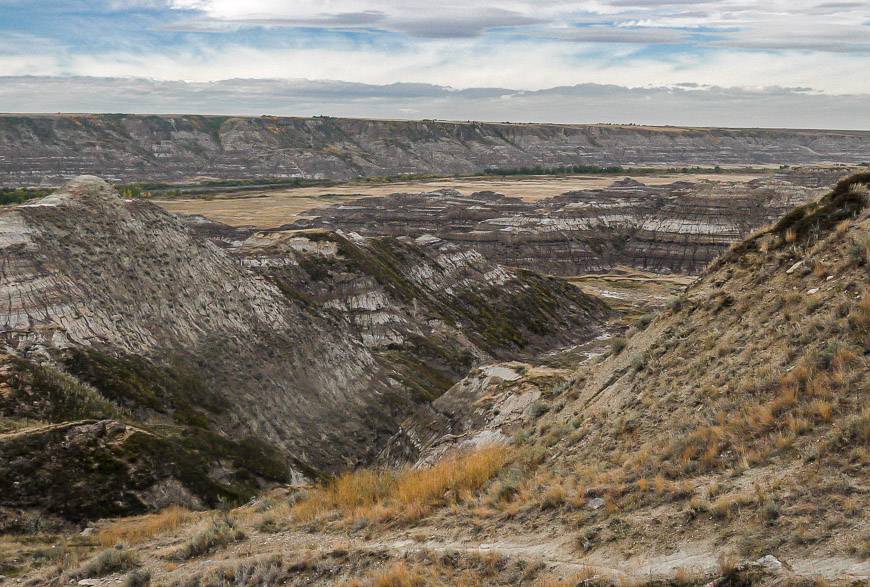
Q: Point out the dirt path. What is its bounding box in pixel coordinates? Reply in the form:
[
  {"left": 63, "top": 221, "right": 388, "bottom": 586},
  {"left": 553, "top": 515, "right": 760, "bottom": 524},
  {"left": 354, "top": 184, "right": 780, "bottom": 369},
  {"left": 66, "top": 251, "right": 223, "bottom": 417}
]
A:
[{"left": 138, "top": 525, "right": 869, "bottom": 585}]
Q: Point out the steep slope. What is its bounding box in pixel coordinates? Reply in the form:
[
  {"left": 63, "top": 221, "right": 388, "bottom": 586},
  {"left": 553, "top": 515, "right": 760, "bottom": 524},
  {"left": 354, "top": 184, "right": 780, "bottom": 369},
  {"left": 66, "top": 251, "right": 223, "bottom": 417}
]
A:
[
  {"left": 238, "top": 230, "right": 609, "bottom": 370},
  {"left": 0, "top": 176, "right": 608, "bottom": 520},
  {"left": 2, "top": 114, "right": 870, "bottom": 187}
]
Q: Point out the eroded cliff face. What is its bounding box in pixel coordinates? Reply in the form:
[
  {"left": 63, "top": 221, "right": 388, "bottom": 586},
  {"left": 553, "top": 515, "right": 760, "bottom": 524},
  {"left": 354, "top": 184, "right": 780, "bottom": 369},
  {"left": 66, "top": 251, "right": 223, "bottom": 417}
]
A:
[
  {"left": 2, "top": 114, "right": 870, "bottom": 186},
  {"left": 289, "top": 176, "right": 825, "bottom": 275},
  {"left": 0, "top": 177, "right": 394, "bottom": 472},
  {"left": 0, "top": 177, "right": 609, "bottom": 518}
]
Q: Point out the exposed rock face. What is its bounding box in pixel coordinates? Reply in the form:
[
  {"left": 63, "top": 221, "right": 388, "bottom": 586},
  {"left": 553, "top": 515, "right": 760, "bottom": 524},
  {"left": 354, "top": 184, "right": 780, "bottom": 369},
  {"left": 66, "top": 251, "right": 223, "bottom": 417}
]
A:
[
  {"left": 2, "top": 114, "right": 870, "bottom": 186},
  {"left": 289, "top": 175, "right": 824, "bottom": 275},
  {"left": 0, "top": 177, "right": 391, "bottom": 472},
  {"left": 380, "top": 362, "right": 573, "bottom": 468},
  {"left": 0, "top": 177, "right": 609, "bottom": 518}
]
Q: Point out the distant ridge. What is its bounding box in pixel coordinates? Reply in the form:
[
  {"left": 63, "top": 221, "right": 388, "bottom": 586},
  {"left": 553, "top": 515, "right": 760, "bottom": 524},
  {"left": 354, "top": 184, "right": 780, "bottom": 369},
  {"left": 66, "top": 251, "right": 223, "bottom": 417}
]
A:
[{"left": 1, "top": 114, "right": 869, "bottom": 187}]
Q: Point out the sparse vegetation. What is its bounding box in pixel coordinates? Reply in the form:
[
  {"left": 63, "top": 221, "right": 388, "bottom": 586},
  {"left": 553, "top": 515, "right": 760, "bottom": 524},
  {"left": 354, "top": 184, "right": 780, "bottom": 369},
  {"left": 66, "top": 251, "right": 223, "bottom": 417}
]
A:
[
  {"left": 2, "top": 163, "right": 868, "bottom": 586},
  {"left": 3, "top": 357, "right": 123, "bottom": 422},
  {"left": 74, "top": 547, "right": 138, "bottom": 578}
]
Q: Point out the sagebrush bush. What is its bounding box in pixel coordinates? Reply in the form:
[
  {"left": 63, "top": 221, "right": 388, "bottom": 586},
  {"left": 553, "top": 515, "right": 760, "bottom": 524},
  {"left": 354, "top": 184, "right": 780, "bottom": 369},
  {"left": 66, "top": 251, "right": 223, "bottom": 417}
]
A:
[
  {"left": 175, "top": 518, "right": 246, "bottom": 560},
  {"left": 76, "top": 548, "right": 138, "bottom": 578},
  {"left": 610, "top": 337, "right": 627, "bottom": 354},
  {"left": 124, "top": 568, "right": 151, "bottom": 587}
]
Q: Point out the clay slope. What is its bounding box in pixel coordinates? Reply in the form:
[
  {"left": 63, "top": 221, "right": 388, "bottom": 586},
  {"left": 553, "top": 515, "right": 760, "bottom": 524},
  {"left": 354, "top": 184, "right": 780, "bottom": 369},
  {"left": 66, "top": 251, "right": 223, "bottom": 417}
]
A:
[
  {"left": 0, "top": 176, "right": 607, "bottom": 519},
  {"left": 2, "top": 114, "right": 870, "bottom": 187},
  {"left": 390, "top": 173, "right": 869, "bottom": 577}
]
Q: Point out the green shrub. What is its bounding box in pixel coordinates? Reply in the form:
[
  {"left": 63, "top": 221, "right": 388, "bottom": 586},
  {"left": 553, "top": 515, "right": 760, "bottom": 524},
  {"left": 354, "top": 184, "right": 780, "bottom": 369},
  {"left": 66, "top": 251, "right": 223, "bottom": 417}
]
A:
[
  {"left": 630, "top": 353, "right": 646, "bottom": 371},
  {"left": 528, "top": 401, "right": 549, "bottom": 419},
  {"left": 634, "top": 313, "right": 655, "bottom": 331},
  {"left": 668, "top": 296, "right": 685, "bottom": 312},
  {"left": 124, "top": 569, "right": 151, "bottom": 587},
  {"left": 0, "top": 188, "right": 52, "bottom": 206},
  {"left": 610, "top": 337, "right": 627, "bottom": 354}
]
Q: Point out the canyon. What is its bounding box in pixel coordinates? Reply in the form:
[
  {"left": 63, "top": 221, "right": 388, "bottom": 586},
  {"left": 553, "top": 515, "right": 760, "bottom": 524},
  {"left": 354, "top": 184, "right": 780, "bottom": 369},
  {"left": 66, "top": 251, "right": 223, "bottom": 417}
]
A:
[
  {"left": 0, "top": 176, "right": 607, "bottom": 521},
  {"left": 0, "top": 117, "right": 867, "bottom": 585},
  {"left": 286, "top": 172, "right": 829, "bottom": 276}
]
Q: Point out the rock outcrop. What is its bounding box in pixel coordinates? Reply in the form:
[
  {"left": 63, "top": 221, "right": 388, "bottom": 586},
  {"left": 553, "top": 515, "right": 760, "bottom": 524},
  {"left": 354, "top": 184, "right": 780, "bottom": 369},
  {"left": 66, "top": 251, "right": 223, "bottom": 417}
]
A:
[
  {"left": 0, "top": 177, "right": 609, "bottom": 518},
  {"left": 2, "top": 114, "right": 870, "bottom": 187}
]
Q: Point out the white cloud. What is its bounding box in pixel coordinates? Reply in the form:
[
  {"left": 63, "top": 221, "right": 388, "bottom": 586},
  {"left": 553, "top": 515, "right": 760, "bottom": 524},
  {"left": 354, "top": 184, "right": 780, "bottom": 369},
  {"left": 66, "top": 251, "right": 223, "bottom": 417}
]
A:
[
  {"left": 1, "top": 76, "right": 868, "bottom": 129},
  {"left": 1, "top": 0, "right": 868, "bottom": 123},
  {"left": 156, "top": 0, "right": 870, "bottom": 51},
  {"left": 10, "top": 38, "right": 866, "bottom": 95}
]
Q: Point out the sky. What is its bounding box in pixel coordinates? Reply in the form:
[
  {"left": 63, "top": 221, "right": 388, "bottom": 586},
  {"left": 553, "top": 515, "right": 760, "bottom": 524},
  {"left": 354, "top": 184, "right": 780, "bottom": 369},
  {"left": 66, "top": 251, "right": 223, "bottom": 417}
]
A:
[{"left": 0, "top": 0, "right": 869, "bottom": 128}]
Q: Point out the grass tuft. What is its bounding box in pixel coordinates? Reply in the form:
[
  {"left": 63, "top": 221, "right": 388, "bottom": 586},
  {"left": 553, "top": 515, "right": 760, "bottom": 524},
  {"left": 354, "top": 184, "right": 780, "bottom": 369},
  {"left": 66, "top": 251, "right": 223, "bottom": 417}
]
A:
[
  {"left": 98, "top": 506, "right": 198, "bottom": 547},
  {"left": 291, "top": 446, "right": 511, "bottom": 524}
]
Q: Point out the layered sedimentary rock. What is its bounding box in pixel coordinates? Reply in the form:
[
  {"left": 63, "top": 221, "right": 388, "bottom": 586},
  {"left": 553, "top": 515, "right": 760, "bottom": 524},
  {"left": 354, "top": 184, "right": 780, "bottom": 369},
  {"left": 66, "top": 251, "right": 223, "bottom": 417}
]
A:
[
  {"left": 289, "top": 175, "right": 825, "bottom": 275},
  {"left": 237, "top": 230, "right": 609, "bottom": 364},
  {"left": 2, "top": 114, "right": 870, "bottom": 187},
  {"left": 0, "top": 177, "right": 608, "bottom": 518}
]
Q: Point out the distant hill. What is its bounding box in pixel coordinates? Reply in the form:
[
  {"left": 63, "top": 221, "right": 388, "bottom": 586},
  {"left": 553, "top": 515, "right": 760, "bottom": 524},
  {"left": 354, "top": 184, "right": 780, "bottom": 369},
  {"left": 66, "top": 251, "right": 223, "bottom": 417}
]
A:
[{"left": 2, "top": 114, "right": 870, "bottom": 187}]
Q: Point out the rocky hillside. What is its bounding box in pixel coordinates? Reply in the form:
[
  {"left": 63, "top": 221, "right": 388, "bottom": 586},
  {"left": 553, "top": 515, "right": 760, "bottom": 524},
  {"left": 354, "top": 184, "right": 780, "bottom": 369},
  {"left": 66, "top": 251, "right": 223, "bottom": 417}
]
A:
[
  {"left": 2, "top": 114, "right": 870, "bottom": 187},
  {"left": 290, "top": 174, "right": 825, "bottom": 275},
  {"left": 382, "top": 173, "right": 869, "bottom": 579},
  {"left": 0, "top": 176, "right": 607, "bottom": 520}
]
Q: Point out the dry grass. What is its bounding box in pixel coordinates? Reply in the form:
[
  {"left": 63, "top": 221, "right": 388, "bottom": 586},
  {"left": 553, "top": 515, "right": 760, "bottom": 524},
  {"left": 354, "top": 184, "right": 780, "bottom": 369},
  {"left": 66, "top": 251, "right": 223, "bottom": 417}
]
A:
[
  {"left": 97, "top": 506, "right": 199, "bottom": 547},
  {"left": 848, "top": 292, "right": 870, "bottom": 333},
  {"left": 370, "top": 563, "right": 427, "bottom": 587},
  {"left": 535, "top": 567, "right": 610, "bottom": 587},
  {"left": 710, "top": 492, "right": 756, "bottom": 521},
  {"left": 291, "top": 446, "right": 512, "bottom": 524}
]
